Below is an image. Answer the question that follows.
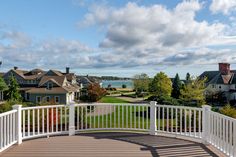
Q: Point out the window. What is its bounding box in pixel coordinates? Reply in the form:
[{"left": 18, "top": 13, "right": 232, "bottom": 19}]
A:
[
  {"left": 47, "top": 82, "right": 53, "bottom": 90},
  {"left": 212, "top": 84, "right": 215, "bottom": 88},
  {"left": 55, "top": 96, "right": 60, "bottom": 104},
  {"left": 36, "top": 96, "right": 41, "bottom": 103},
  {"left": 45, "top": 96, "right": 50, "bottom": 102},
  {"left": 219, "top": 85, "right": 222, "bottom": 89}
]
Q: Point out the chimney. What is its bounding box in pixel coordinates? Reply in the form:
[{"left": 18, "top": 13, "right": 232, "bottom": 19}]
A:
[
  {"left": 219, "top": 63, "right": 230, "bottom": 75},
  {"left": 66, "top": 67, "right": 70, "bottom": 74},
  {"left": 14, "top": 66, "right": 18, "bottom": 70}
]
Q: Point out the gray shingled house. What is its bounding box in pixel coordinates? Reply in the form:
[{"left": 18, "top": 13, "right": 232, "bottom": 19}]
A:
[
  {"left": 200, "top": 63, "right": 236, "bottom": 103},
  {"left": 3, "top": 67, "right": 80, "bottom": 104}
]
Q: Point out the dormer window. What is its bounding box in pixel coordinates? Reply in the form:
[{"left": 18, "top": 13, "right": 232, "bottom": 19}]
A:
[{"left": 47, "top": 82, "right": 53, "bottom": 90}]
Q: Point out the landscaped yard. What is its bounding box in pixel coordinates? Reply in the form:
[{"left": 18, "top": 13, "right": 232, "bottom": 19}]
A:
[{"left": 99, "top": 96, "right": 129, "bottom": 103}]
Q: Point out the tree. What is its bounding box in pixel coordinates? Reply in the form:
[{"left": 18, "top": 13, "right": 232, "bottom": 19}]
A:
[
  {"left": 122, "top": 84, "right": 127, "bottom": 88},
  {"left": 171, "top": 73, "right": 181, "bottom": 99},
  {"left": 87, "top": 83, "right": 107, "bottom": 102},
  {"left": 185, "top": 72, "right": 191, "bottom": 84},
  {"left": 149, "top": 72, "right": 172, "bottom": 97},
  {"left": 133, "top": 73, "right": 150, "bottom": 94},
  {"left": 180, "top": 77, "right": 206, "bottom": 106},
  {"left": 5, "top": 74, "right": 21, "bottom": 101},
  {"left": 0, "top": 77, "right": 8, "bottom": 91}
]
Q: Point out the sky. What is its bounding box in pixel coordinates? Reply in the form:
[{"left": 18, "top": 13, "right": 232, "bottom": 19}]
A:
[{"left": 0, "top": 0, "right": 236, "bottom": 78}]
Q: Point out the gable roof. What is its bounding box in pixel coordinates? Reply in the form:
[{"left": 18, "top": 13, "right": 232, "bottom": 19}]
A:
[
  {"left": 38, "top": 76, "right": 66, "bottom": 87},
  {"left": 200, "top": 70, "right": 236, "bottom": 85}
]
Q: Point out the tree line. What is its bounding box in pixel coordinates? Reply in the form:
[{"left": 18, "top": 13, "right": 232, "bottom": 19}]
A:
[{"left": 133, "top": 72, "right": 206, "bottom": 107}]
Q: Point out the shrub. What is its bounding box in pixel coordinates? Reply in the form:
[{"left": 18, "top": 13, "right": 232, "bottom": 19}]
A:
[
  {"left": 220, "top": 104, "right": 236, "bottom": 118},
  {"left": 147, "top": 95, "right": 180, "bottom": 106},
  {"left": 122, "top": 84, "right": 127, "bottom": 88}
]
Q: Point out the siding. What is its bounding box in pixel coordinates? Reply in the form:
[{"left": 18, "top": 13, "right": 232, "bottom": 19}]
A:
[{"left": 29, "top": 93, "right": 67, "bottom": 104}]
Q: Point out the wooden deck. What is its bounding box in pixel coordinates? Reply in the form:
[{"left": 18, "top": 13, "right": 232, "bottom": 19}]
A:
[{"left": 0, "top": 132, "right": 224, "bottom": 157}]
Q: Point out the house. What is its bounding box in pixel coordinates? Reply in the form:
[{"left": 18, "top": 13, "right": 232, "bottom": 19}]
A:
[
  {"left": 3, "top": 67, "right": 80, "bottom": 104},
  {"left": 77, "top": 75, "right": 101, "bottom": 88},
  {"left": 200, "top": 63, "right": 236, "bottom": 103}
]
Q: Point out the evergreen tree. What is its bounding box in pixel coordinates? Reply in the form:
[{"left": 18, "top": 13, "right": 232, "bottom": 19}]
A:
[
  {"left": 149, "top": 72, "right": 172, "bottom": 97},
  {"left": 6, "top": 74, "right": 21, "bottom": 101},
  {"left": 186, "top": 72, "right": 191, "bottom": 84},
  {"left": 171, "top": 73, "right": 181, "bottom": 99},
  {"left": 0, "top": 77, "right": 8, "bottom": 91}
]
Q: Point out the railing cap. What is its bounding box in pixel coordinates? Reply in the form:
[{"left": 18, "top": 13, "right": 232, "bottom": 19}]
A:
[
  {"left": 150, "top": 101, "right": 157, "bottom": 106},
  {"left": 202, "top": 105, "right": 212, "bottom": 110},
  {"left": 12, "top": 104, "right": 22, "bottom": 110}
]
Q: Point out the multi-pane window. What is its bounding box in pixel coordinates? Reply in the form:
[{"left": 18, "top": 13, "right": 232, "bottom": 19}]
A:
[
  {"left": 36, "top": 96, "right": 41, "bottom": 103},
  {"left": 47, "top": 82, "right": 53, "bottom": 90},
  {"left": 45, "top": 96, "right": 50, "bottom": 102},
  {"left": 55, "top": 96, "right": 60, "bottom": 104}
]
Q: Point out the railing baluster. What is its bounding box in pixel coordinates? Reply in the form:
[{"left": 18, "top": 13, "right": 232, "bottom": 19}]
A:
[
  {"left": 37, "top": 109, "right": 39, "bottom": 135},
  {"left": 42, "top": 109, "right": 44, "bottom": 134},
  {"left": 130, "top": 105, "right": 132, "bottom": 129},
  {"left": 106, "top": 106, "right": 108, "bottom": 128},
  {"left": 180, "top": 108, "right": 182, "bottom": 135},
  {"left": 89, "top": 106, "right": 91, "bottom": 129},
  {"left": 118, "top": 105, "right": 120, "bottom": 129},
  {"left": 158, "top": 105, "right": 160, "bottom": 131},
  {"left": 4, "top": 116, "right": 6, "bottom": 147},
  {"left": 85, "top": 106, "right": 87, "bottom": 129},
  {"left": 94, "top": 106, "right": 96, "bottom": 129},
  {"left": 194, "top": 109, "right": 196, "bottom": 137},
  {"left": 114, "top": 105, "right": 116, "bottom": 128},
  {"left": 175, "top": 108, "right": 178, "bottom": 134},
  {"left": 126, "top": 105, "right": 128, "bottom": 129},
  {"left": 184, "top": 108, "right": 187, "bottom": 135},
  {"left": 167, "top": 107, "right": 169, "bottom": 132},
  {"left": 60, "top": 107, "right": 62, "bottom": 131},
  {"left": 142, "top": 106, "right": 144, "bottom": 130},
  {"left": 81, "top": 107, "right": 84, "bottom": 130},
  {"left": 122, "top": 105, "right": 124, "bottom": 129},
  {"left": 47, "top": 108, "right": 49, "bottom": 134},
  {"left": 138, "top": 105, "right": 140, "bottom": 129},
  {"left": 0, "top": 117, "right": 3, "bottom": 148},
  {"left": 134, "top": 106, "right": 136, "bottom": 129},
  {"left": 110, "top": 105, "right": 112, "bottom": 128},
  {"left": 32, "top": 109, "right": 35, "bottom": 136},
  {"left": 189, "top": 109, "right": 191, "bottom": 136},
  {"left": 27, "top": 110, "right": 30, "bottom": 137},
  {"left": 146, "top": 106, "right": 149, "bottom": 130},
  {"left": 56, "top": 107, "right": 58, "bottom": 132},
  {"left": 198, "top": 110, "right": 201, "bottom": 138},
  {"left": 23, "top": 110, "right": 25, "bottom": 137},
  {"left": 233, "top": 120, "right": 236, "bottom": 157},
  {"left": 171, "top": 107, "right": 173, "bottom": 133},
  {"left": 162, "top": 107, "right": 164, "bottom": 132}
]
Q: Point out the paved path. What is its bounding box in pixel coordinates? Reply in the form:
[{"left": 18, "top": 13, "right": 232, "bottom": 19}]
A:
[{"left": 1, "top": 132, "right": 224, "bottom": 157}]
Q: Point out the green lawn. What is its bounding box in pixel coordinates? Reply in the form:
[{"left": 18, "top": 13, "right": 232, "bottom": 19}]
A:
[{"left": 99, "top": 96, "right": 129, "bottom": 103}]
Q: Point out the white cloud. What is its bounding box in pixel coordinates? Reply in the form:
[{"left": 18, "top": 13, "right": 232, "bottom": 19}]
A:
[
  {"left": 78, "top": 1, "right": 233, "bottom": 67},
  {"left": 210, "top": 0, "right": 236, "bottom": 15}
]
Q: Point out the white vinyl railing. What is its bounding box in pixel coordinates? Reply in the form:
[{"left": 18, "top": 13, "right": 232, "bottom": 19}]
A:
[
  {"left": 0, "top": 108, "right": 18, "bottom": 152},
  {"left": 0, "top": 102, "right": 235, "bottom": 157}
]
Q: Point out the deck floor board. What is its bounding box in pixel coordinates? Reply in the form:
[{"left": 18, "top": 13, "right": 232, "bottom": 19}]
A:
[{"left": 0, "top": 132, "right": 224, "bottom": 157}]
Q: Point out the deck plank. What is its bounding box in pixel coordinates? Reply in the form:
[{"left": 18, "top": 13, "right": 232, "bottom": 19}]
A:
[{"left": 0, "top": 132, "right": 223, "bottom": 157}]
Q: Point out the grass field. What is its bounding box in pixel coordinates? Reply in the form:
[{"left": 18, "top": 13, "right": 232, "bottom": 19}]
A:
[{"left": 99, "top": 96, "right": 129, "bottom": 103}]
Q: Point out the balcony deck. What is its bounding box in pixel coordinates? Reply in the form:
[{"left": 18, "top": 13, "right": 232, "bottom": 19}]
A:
[{"left": 0, "top": 132, "right": 225, "bottom": 157}]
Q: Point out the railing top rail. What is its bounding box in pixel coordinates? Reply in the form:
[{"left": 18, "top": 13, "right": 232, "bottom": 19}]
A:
[
  {"left": 156, "top": 104, "right": 203, "bottom": 110},
  {"left": 0, "top": 109, "right": 17, "bottom": 117},
  {"left": 210, "top": 110, "right": 236, "bottom": 121},
  {"left": 75, "top": 103, "right": 150, "bottom": 107},
  {"left": 22, "top": 104, "right": 66, "bottom": 110}
]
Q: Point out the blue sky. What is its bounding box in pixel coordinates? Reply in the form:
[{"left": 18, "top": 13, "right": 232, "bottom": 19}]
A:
[{"left": 0, "top": 0, "right": 236, "bottom": 78}]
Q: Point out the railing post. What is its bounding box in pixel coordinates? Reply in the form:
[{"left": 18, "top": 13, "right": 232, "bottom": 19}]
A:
[
  {"left": 149, "top": 101, "right": 157, "bottom": 135},
  {"left": 69, "top": 104, "right": 75, "bottom": 136},
  {"left": 202, "top": 105, "right": 211, "bottom": 144},
  {"left": 12, "top": 104, "right": 22, "bottom": 145}
]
